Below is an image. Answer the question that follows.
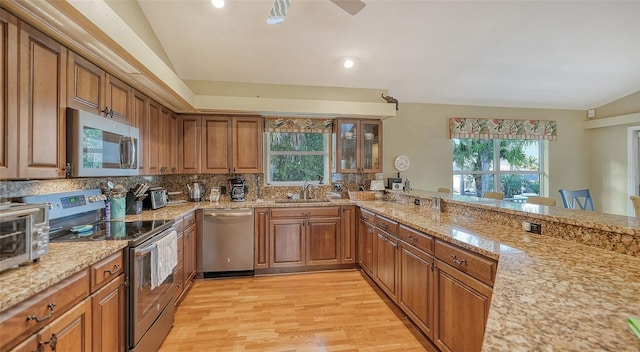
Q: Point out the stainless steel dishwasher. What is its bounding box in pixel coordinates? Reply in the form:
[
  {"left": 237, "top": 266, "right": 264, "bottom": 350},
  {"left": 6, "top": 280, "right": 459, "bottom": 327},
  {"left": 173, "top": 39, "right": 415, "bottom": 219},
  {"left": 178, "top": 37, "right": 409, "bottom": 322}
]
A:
[{"left": 197, "top": 208, "right": 254, "bottom": 278}]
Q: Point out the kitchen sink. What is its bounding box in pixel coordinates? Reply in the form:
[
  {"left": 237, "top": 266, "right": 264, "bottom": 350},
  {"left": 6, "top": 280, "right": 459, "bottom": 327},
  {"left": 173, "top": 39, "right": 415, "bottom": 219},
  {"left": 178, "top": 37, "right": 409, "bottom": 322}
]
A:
[{"left": 274, "top": 199, "right": 331, "bottom": 204}]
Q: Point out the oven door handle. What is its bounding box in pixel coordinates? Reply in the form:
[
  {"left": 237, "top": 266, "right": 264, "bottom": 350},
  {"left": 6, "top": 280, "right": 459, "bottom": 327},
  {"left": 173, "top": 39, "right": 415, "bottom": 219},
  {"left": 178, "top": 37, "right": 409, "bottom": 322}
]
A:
[{"left": 135, "top": 243, "right": 157, "bottom": 256}]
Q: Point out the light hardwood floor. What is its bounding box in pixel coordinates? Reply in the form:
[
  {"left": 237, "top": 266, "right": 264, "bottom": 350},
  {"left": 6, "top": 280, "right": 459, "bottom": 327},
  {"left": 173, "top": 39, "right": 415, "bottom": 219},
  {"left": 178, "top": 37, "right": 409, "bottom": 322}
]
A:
[{"left": 160, "top": 270, "right": 431, "bottom": 352}]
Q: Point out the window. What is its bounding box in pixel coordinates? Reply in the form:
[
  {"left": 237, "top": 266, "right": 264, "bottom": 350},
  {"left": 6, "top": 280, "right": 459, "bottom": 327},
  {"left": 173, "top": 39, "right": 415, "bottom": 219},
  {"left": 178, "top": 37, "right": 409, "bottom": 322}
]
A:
[
  {"left": 452, "top": 139, "right": 544, "bottom": 201},
  {"left": 265, "top": 132, "right": 330, "bottom": 185}
]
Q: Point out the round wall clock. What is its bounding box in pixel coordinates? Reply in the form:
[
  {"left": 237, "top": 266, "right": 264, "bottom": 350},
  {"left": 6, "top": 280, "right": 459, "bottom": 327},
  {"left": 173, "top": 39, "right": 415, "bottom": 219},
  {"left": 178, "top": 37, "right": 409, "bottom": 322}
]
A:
[{"left": 394, "top": 155, "right": 410, "bottom": 171}]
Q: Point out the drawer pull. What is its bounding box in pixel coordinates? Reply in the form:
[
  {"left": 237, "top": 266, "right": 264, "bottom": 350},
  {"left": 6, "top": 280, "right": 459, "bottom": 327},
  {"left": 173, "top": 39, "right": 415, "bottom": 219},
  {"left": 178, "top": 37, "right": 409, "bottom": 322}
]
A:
[
  {"left": 382, "top": 223, "right": 389, "bottom": 229},
  {"left": 104, "top": 264, "right": 120, "bottom": 275},
  {"left": 451, "top": 254, "right": 467, "bottom": 266},
  {"left": 27, "top": 303, "right": 56, "bottom": 323}
]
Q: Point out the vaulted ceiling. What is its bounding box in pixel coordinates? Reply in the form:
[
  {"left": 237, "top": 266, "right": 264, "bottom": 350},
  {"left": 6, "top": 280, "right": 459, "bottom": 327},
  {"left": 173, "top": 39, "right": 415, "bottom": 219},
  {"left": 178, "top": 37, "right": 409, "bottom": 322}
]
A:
[{"left": 131, "top": 0, "right": 639, "bottom": 110}]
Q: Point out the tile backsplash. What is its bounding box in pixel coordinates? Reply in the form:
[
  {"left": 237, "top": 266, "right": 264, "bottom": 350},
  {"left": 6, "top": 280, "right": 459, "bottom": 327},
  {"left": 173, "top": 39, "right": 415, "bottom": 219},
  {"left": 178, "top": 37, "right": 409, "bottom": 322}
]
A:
[{"left": 0, "top": 172, "right": 379, "bottom": 201}]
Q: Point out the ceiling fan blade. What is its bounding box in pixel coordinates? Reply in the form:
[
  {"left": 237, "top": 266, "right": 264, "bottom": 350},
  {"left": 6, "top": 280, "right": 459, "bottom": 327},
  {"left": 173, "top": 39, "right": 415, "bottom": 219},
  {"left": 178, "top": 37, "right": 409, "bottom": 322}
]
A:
[
  {"left": 329, "top": 0, "right": 366, "bottom": 16},
  {"left": 267, "top": 0, "right": 292, "bottom": 25}
]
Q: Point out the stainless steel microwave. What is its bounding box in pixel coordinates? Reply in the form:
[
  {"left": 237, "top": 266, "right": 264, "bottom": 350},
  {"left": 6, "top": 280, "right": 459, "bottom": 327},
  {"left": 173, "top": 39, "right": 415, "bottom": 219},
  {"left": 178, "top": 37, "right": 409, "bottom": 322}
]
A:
[{"left": 66, "top": 108, "right": 139, "bottom": 177}]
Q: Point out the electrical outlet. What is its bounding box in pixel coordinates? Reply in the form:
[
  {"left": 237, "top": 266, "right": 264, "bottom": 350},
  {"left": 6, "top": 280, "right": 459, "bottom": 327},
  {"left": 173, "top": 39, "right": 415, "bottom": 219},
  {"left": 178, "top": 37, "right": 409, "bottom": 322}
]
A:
[
  {"left": 529, "top": 222, "right": 542, "bottom": 234},
  {"left": 522, "top": 221, "right": 541, "bottom": 234},
  {"left": 414, "top": 198, "right": 421, "bottom": 205}
]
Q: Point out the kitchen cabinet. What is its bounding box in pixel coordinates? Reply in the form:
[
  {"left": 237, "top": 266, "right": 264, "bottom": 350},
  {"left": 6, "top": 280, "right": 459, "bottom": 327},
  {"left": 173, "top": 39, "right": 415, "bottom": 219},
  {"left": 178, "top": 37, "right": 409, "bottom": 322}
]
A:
[
  {"left": 201, "top": 115, "right": 263, "bottom": 173},
  {"left": 159, "top": 108, "right": 177, "bottom": 174},
  {"left": 0, "top": 9, "right": 18, "bottom": 179},
  {"left": 183, "top": 214, "right": 197, "bottom": 283},
  {"left": 91, "top": 275, "right": 125, "bottom": 352},
  {"left": 434, "top": 259, "right": 492, "bottom": 352},
  {"left": 174, "top": 212, "right": 196, "bottom": 306},
  {"left": 178, "top": 115, "right": 201, "bottom": 174},
  {"left": 17, "top": 21, "right": 67, "bottom": 179},
  {"left": 340, "top": 205, "right": 356, "bottom": 264},
  {"left": 268, "top": 207, "right": 341, "bottom": 268},
  {"left": 145, "top": 100, "right": 162, "bottom": 174},
  {"left": 132, "top": 90, "right": 148, "bottom": 174},
  {"left": 398, "top": 240, "right": 435, "bottom": 339},
  {"left": 335, "top": 119, "right": 382, "bottom": 173},
  {"left": 67, "top": 51, "right": 133, "bottom": 125},
  {"left": 357, "top": 216, "right": 376, "bottom": 277},
  {"left": 254, "top": 208, "right": 270, "bottom": 269},
  {"left": 36, "top": 298, "right": 93, "bottom": 352},
  {"left": 374, "top": 229, "right": 398, "bottom": 301},
  {"left": 2, "top": 249, "right": 127, "bottom": 352}
]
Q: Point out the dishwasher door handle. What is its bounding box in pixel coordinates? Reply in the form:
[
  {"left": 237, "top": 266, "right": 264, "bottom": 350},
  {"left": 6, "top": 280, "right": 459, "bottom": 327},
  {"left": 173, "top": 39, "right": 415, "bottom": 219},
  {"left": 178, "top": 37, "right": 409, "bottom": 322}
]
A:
[{"left": 204, "top": 210, "right": 253, "bottom": 217}]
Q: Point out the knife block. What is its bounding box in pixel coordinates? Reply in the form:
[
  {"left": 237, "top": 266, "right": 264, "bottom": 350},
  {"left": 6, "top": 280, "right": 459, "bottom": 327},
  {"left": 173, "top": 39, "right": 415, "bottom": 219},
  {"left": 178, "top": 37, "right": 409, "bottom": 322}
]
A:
[{"left": 125, "top": 192, "right": 143, "bottom": 215}]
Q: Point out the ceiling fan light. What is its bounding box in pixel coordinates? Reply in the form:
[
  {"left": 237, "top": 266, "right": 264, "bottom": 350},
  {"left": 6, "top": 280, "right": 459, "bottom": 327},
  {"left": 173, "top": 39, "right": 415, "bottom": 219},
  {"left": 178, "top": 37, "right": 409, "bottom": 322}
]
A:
[
  {"left": 267, "top": 0, "right": 291, "bottom": 25},
  {"left": 211, "top": 0, "right": 225, "bottom": 9},
  {"left": 343, "top": 59, "right": 355, "bottom": 69}
]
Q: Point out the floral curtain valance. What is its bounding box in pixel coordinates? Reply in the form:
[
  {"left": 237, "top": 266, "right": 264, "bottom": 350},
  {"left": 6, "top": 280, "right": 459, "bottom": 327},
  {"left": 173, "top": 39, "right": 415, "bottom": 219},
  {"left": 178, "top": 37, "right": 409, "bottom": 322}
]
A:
[
  {"left": 264, "top": 117, "right": 334, "bottom": 133},
  {"left": 449, "top": 117, "right": 557, "bottom": 141}
]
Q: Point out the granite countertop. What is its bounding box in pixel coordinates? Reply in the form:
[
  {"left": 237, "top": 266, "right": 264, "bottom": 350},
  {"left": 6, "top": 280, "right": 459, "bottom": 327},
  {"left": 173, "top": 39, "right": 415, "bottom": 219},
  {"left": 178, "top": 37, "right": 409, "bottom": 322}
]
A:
[
  {"left": 357, "top": 201, "right": 640, "bottom": 351},
  {"left": 0, "top": 241, "right": 128, "bottom": 313},
  {"left": 2, "top": 196, "right": 639, "bottom": 350}
]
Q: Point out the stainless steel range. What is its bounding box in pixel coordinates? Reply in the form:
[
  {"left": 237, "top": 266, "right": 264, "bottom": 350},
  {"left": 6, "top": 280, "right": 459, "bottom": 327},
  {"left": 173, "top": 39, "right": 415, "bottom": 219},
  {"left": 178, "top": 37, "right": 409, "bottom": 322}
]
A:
[{"left": 21, "top": 189, "right": 177, "bottom": 352}]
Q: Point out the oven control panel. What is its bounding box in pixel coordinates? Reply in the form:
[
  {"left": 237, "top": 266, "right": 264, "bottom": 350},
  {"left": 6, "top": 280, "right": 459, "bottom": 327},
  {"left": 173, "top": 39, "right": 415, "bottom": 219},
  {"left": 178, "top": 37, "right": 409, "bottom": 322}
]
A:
[{"left": 60, "top": 195, "right": 86, "bottom": 209}]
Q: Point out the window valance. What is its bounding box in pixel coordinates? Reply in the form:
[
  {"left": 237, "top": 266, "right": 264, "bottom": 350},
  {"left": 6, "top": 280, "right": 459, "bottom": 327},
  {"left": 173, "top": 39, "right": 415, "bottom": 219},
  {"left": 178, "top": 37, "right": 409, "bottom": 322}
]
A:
[
  {"left": 449, "top": 117, "right": 557, "bottom": 141},
  {"left": 264, "top": 117, "right": 334, "bottom": 133}
]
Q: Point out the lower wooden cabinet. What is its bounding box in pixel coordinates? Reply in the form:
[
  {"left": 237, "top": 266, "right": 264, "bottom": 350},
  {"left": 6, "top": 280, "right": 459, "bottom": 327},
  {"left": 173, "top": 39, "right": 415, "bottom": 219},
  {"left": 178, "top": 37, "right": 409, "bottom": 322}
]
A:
[
  {"left": 183, "top": 223, "right": 197, "bottom": 282},
  {"left": 357, "top": 218, "right": 376, "bottom": 276},
  {"left": 270, "top": 218, "right": 306, "bottom": 267},
  {"left": 260, "top": 206, "right": 350, "bottom": 270},
  {"left": 398, "top": 241, "right": 435, "bottom": 339},
  {"left": 14, "top": 298, "right": 93, "bottom": 352},
  {"left": 433, "top": 260, "right": 493, "bottom": 352},
  {"left": 91, "top": 275, "right": 125, "bottom": 352},
  {"left": 174, "top": 212, "right": 196, "bottom": 305},
  {"left": 374, "top": 230, "right": 398, "bottom": 300},
  {"left": 357, "top": 207, "right": 495, "bottom": 352}
]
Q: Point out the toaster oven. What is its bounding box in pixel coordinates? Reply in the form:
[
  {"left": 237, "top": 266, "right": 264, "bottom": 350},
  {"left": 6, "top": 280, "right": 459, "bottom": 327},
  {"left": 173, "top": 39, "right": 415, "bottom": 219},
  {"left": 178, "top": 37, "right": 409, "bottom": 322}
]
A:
[
  {"left": 0, "top": 204, "right": 50, "bottom": 272},
  {"left": 143, "top": 188, "right": 167, "bottom": 210}
]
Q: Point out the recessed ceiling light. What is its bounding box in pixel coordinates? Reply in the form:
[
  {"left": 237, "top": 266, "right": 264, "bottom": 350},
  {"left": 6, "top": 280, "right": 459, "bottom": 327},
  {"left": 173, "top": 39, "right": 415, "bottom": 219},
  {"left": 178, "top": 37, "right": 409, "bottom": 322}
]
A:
[
  {"left": 211, "top": 0, "right": 225, "bottom": 9},
  {"left": 343, "top": 59, "right": 354, "bottom": 69}
]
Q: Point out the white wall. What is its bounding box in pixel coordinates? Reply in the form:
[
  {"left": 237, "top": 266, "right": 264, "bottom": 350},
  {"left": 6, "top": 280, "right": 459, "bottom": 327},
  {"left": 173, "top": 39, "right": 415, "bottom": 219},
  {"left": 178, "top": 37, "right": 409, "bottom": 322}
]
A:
[{"left": 383, "top": 102, "right": 588, "bottom": 207}]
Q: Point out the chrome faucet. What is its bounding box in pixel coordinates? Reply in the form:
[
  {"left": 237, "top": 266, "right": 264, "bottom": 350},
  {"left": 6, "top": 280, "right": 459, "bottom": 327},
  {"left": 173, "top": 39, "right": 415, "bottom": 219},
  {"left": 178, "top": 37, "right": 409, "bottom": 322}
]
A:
[{"left": 302, "top": 181, "right": 315, "bottom": 200}]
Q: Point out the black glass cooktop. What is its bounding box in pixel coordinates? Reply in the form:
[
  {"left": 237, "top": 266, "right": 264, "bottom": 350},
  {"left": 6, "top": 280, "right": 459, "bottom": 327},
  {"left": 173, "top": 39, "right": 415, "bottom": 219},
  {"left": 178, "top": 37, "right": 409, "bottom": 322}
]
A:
[{"left": 50, "top": 219, "right": 174, "bottom": 246}]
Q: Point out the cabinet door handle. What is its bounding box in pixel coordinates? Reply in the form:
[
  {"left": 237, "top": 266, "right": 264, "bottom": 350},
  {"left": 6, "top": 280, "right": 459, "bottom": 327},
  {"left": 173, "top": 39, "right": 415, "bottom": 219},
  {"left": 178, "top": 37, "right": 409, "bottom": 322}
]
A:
[
  {"left": 104, "top": 263, "right": 120, "bottom": 275},
  {"left": 451, "top": 254, "right": 467, "bottom": 266},
  {"left": 39, "top": 332, "right": 58, "bottom": 351},
  {"left": 27, "top": 303, "right": 56, "bottom": 323}
]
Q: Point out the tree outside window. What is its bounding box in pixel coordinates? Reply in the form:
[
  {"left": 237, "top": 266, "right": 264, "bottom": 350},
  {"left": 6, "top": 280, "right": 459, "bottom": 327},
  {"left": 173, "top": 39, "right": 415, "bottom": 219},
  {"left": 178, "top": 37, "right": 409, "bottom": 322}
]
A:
[
  {"left": 452, "top": 139, "right": 543, "bottom": 200},
  {"left": 266, "top": 132, "right": 330, "bottom": 185}
]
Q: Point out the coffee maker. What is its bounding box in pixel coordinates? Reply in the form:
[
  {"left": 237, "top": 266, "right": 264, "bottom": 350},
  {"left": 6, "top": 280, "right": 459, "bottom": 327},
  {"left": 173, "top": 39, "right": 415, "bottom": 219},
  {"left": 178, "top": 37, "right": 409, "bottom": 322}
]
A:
[{"left": 230, "top": 178, "right": 246, "bottom": 202}]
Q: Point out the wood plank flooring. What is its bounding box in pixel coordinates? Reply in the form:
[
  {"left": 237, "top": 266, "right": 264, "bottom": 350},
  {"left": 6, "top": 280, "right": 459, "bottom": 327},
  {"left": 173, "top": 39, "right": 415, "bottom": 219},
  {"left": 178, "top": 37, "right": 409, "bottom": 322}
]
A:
[{"left": 159, "top": 270, "right": 431, "bottom": 352}]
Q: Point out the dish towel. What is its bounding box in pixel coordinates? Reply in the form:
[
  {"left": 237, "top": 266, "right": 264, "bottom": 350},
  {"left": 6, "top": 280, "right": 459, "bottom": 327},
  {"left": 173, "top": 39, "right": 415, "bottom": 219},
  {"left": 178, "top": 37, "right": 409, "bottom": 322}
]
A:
[
  {"left": 629, "top": 317, "right": 640, "bottom": 340},
  {"left": 150, "top": 230, "right": 178, "bottom": 289}
]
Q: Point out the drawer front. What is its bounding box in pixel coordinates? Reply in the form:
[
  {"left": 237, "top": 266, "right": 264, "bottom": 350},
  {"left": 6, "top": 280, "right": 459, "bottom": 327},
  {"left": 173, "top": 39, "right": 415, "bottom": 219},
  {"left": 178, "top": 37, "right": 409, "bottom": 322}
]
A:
[
  {"left": 184, "top": 211, "right": 196, "bottom": 228},
  {"left": 398, "top": 225, "right": 434, "bottom": 254},
  {"left": 359, "top": 208, "right": 376, "bottom": 223},
  {"left": 435, "top": 240, "right": 497, "bottom": 286},
  {"left": 375, "top": 215, "right": 398, "bottom": 235},
  {"left": 270, "top": 206, "right": 340, "bottom": 219},
  {"left": 91, "top": 251, "right": 124, "bottom": 292},
  {"left": 0, "top": 269, "right": 90, "bottom": 351}
]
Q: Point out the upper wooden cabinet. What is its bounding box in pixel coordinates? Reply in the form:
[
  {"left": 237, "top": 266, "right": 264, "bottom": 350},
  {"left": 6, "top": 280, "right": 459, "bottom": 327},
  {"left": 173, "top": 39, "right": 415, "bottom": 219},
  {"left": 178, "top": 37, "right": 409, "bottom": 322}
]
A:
[
  {"left": 17, "top": 21, "right": 67, "bottom": 179},
  {"left": 178, "top": 115, "right": 201, "bottom": 174},
  {"left": 335, "top": 119, "right": 382, "bottom": 173},
  {"left": 160, "top": 108, "right": 177, "bottom": 174},
  {"left": 200, "top": 115, "right": 263, "bottom": 174},
  {"left": 67, "top": 51, "right": 133, "bottom": 125},
  {"left": 0, "top": 9, "right": 18, "bottom": 179}
]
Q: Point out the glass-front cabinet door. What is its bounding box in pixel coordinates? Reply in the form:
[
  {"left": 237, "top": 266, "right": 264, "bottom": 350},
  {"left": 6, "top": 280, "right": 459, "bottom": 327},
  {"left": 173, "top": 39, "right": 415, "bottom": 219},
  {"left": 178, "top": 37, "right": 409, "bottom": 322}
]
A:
[
  {"left": 361, "top": 120, "right": 382, "bottom": 172},
  {"left": 335, "top": 119, "right": 382, "bottom": 173}
]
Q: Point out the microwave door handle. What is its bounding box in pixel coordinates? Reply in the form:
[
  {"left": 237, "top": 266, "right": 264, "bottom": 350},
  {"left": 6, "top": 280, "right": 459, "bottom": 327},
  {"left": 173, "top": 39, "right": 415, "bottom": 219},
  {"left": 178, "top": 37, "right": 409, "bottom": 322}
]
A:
[{"left": 119, "top": 136, "right": 136, "bottom": 168}]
